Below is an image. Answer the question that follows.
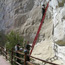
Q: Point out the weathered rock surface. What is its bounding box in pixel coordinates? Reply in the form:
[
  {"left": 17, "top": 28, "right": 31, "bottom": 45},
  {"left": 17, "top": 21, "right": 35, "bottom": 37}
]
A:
[
  {"left": 0, "top": 0, "right": 34, "bottom": 33},
  {"left": 32, "top": 40, "right": 64, "bottom": 65},
  {"left": 0, "top": 0, "right": 5, "bottom": 31},
  {"left": 53, "top": 7, "right": 65, "bottom": 46},
  {"left": 0, "top": 0, "right": 65, "bottom": 65}
]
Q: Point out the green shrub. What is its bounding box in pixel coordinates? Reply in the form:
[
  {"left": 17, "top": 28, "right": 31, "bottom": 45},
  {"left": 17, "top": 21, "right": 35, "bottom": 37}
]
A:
[
  {"left": 5, "top": 31, "right": 28, "bottom": 65},
  {"left": 5, "top": 31, "right": 24, "bottom": 51}
]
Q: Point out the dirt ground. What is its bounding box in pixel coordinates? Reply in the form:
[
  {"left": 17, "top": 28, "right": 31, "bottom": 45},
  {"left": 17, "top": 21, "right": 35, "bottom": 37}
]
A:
[{"left": 0, "top": 55, "right": 11, "bottom": 65}]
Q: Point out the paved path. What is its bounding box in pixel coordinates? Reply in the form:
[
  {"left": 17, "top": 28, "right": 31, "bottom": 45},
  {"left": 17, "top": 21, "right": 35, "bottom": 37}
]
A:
[{"left": 0, "top": 55, "right": 11, "bottom": 65}]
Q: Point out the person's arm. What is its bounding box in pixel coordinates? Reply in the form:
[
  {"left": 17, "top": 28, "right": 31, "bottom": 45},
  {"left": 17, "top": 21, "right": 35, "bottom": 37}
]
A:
[{"left": 15, "top": 46, "right": 17, "bottom": 52}]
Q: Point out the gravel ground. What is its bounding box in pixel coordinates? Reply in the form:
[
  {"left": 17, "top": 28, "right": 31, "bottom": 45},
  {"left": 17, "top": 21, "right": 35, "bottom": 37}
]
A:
[{"left": 0, "top": 55, "right": 11, "bottom": 65}]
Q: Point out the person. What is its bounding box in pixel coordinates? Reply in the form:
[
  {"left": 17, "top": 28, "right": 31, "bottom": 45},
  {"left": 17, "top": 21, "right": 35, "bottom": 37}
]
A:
[
  {"left": 52, "top": 24, "right": 54, "bottom": 35},
  {"left": 15, "top": 43, "right": 21, "bottom": 64},
  {"left": 25, "top": 41, "right": 31, "bottom": 53},
  {"left": 24, "top": 41, "right": 32, "bottom": 61},
  {"left": 42, "top": 4, "right": 45, "bottom": 19}
]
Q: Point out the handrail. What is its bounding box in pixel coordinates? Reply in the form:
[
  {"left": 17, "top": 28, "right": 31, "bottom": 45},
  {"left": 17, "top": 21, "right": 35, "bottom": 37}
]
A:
[
  {"left": 30, "top": 1, "right": 49, "bottom": 55},
  {"left": 26, "top": 61, "right": 34, "bottom": 65},
  {"left": 13, "top": 60, "right": 21, "bottom": 65},
  {"left": 30, "top": 55, "right": 58, "bottom": 65},
  {"left": 0, "top": 46, "right": 59, "bottom": 65},
  {"left": 14, "top": 56, "right": 24, "bottom": 61},
  {"left": 13, "top": 51, "right": 24, "bottom": 55},
  {"left": 0, "top": 46, "right": 8, "bottom": 59}
]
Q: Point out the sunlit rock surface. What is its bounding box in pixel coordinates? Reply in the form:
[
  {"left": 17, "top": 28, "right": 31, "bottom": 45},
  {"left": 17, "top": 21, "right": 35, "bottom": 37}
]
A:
[{"left": 52, "top": 1, "right": 65, "bottom": 46}]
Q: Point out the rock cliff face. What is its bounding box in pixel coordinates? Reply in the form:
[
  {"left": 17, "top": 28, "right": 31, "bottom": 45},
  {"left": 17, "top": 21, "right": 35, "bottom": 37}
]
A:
[
  {"left": 0, "top": 0, "right": 5, "bottom": 31},
  {"left": 0, "top": 0, "right": 65, "bottom": 65},
  {"left": 53, "top": 4, "right": 65, "bottom": 46},
  {"left": 0, "top": 0, "right": 52, "bottom": 42},
  {"left": 0, "top": 0, "right": 34, "bottom": 33}
]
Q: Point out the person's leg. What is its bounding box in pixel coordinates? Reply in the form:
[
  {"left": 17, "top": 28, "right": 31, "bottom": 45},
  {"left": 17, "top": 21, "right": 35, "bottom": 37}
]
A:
[
  {"left": 17, "top": 53, "right": 21, "bottom": 64},
  {"left": 27, "top": 55, "right": 30, "bottom": 61},
  {"left": 42, "top": 9, "right": 44, "bottom": 19},
  {"left": 16, "top": 53, "right": 18, "bottom": 65},
  {"left": 26, "top": 55, "right": 30, "bottom": 65}
]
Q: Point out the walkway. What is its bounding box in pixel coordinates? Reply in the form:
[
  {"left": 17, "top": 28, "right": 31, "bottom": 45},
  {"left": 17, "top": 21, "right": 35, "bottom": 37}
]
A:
[{"left": 0, "top": 55, "right": 11, "bottom": 65}]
